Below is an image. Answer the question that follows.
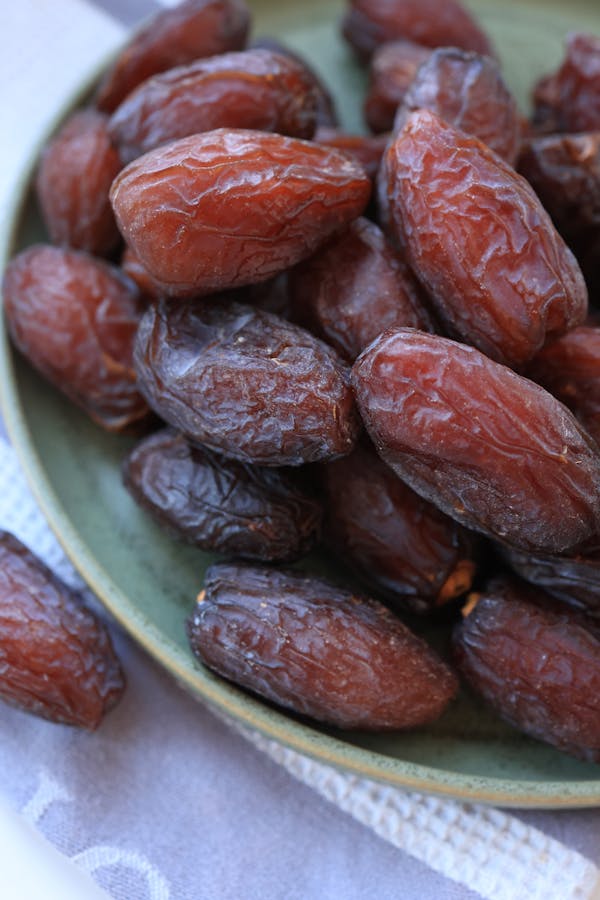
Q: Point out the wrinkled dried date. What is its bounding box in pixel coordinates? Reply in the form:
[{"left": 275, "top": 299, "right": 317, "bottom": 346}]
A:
[
  {"left": 187, "top": 562, "right": 458, "bottom": 730},
  {"left": 0, "top": 531, "right": 124, "bottom": 729},
  {"left": 381, "top": 110, "right": 587, "bottom": 367},
  {"left": 110, "top": 129, "right": 371, "bottom": 297},
  {"left": 313, "top": 128, "right": 389, "bottom": 183},
  {"left": 532, "top": 33, "right": 600, "bottom": 134},
  {"left": 123, "top": 429, "right": 322, "bottom": 562},
  {"left": 504, "top": 544, "right": 600, "bottom": 618},
  {"left": 109, "top": 49, "right": 321, "bottom": 162},
  {"left": 364, "top": 40, "right": 431, "bottom": 134},
  {"left": 321, "top": 443, "right": 476, "bottom": 614},
  {"left": 453, "top": 578, "right": 600, "bottom": 762},
  {"left": 289, "top": 216, "right": 434, "bottom": 362},
  {"left": 352, "top": 329, "right": 600, "bottom": 553},
  {"left": 134, "top": 299, "right": 361, "bottom": 466},
  {"left": 35, "top": 109, "right": 122, "bottom": 256},
  {"left": 96, "top": 0, "right": 250, "bottom": 112},
  {"left": 2, "top": 245, "right": 149, "bottom": 431}
]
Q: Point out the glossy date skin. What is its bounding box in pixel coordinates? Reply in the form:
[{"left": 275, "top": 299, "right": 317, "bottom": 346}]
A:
[
  {"left": 0, "top": 532, "right": 124, "bottom": 729},
  {"left": 134, "top": 299, "right": 361, "bottom": 466},
  {"left": 381, "top": 110, "right": 587, "bottom": 368},
  {"left": 453, "top": 579, "right": 600, "bottom": 762},
  {"left": 352, "top": 329, "right": 600, "bottom": 554},
  {"left": 289, "top": 217, "right": 434, "bottom": 363},
  {"left": 109, "top": 49, "right": 321, "bottom": 162},
  {"left": 110, "top": 129, "right": 371, "bottom": 297},
  {"left": 123, "top": 429, "right": 322, "bottom": 562},
  {"left": 504, "top": 544, "right": 600, "bottom": 618},
  {"left": 36, "top": 109, "right": 122, "bottom": 256},
  {"left": 313, "top": 128, "right": 389, "bottom": 183},
  {"left": 187, "top": 563, "right": 458, "bottom": 730},
  {"left": 96, "top": 0, "right": 250, "bottom": 113},
  {"left": 393, "top": 48, "right": 521, "bottom": 166},
  {"left": 365, "top": 40, "right": 431, "bottom": 134},
  {"left": 341, "top": 0, "right": 493, "bottom": 62},
  {"left": 321, "top": 443, "right": 476, "bottom": 614},
  {"left": 532, "top": 33, "right": 600, "bottom": 134},
  {"left": 3, "top": 245, "right": 149, "bottom": 431}
]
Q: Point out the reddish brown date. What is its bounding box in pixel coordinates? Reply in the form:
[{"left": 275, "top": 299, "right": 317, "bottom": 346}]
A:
[
  {"left": 453, "top": 578, "right": 600, "bottom": 762},
  {"left": 352, "top": 329, "right": 600, "bottom": 554},
  {"left": 289, "top": 217, "right": 434, "bottom": 362},
  {"left": 35, "top": 109, "right": 122, "bottom": 256},
  {"left": 109, "top": 49, "right": 321, "bottom": 162},
  {"left": 123, "top": 429, "right": 322, "bottom": 562},
  {"left": 0, "top": 531, "right": 124, "bottom": 729},
  {"left": 121, "top": 245, "right": 163, "bottom": 301},
  {"left": 394, "top": 48, "right": 521, "bottom": 166},
  {"left": 526, "top": 326, "right": 600, "bottom": 447},
  {"left": 365, "top": 40, "right": 431, "bottom": 134},
  {"left": 313, "top": 128, "right": 389, "bottom": 183},
  {"left": 96, "top": 0, "right": 250, "bottom": 113},
  {"left": 381, "top": 110, "right": 587, "bottom": 367},
  {"left": 187, "top": 563, "right": 458, "bottom": 730},
  {"left": 110, "top": 129, "right": 371, "bottom": 297},
  {"left": 504, "top": 544, "right": 600, "bottom": 619},
  {"left": 341, "top": 0, "right": 493, "bottom": 62},
  {"left": 2, "top": 245, "right": 148, "bottom": 431},
  {"left": 321, "top": 443, "right": 476, "bottom": 614},
  {"left": 533, "top": 33, "right": 600, "bottom": 134},
  {"left": 134, "top": 299, "right": 361, "bottom": 466}
]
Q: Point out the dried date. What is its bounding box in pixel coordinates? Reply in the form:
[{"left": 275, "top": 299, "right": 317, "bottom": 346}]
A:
[
  {"left": 381, "top": 110, "right": 587, "bottom": 367},
  {"left": 2, "top": 245, "right": 149, "bottom": 431},
  {"left": 187, "top": 562, "right": 458, "bottom": 730},
  {"left": 504, "top": 544, "right": 600, "bottom": 618},
  {"left": 313, "top": 128, "right": 389, "bottom": 183},
  {"left": 110, "top": 129, "right": 371, "bottom": 297},
  {"left": 109, "top": 49, "right": 321, "bottom": 162},
  {"left": 0, "top": 531, "right": 124, "bottom": 729},
  {"left": 532, "top": 33, "right": 600, "bottom": 134},
  {"left": 96, "top": 0, "right": 250, "bottom": 113},
  {"left": 365, "top": 40, "right": 431, "bottom": 134},
  {"left": 123, "top": 429, "right": 322, "bottom": 561},
  {"left": 134, "top": 299, "right": 361, "bottom": 466},
  {"left": 352, "top": 329, "right": 600, "bottom": 553}
]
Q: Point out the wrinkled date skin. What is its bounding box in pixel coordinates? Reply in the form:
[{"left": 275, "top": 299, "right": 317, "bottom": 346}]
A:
[
  {"left": 321, "top": 443, "right": 476, "bottom": 614},
  {"left": 394, "top": 48, "right": 521, "bottom": 166},
  {"left": 121, "top": 245, "right": 163, "bottom": 302},
  {"left": 526, "top": 326, "right": 600, "bottom": 447},
  {"left": 533, "top": 33, "right": 600, "bottom": 134},
  {"left": 365, "top": 40, "right": 431, "bottom": 134},
  {"left": 453, "top": 579, "right": 600, "bottom": 762},
  {"left": 313, "top": 128, "right": 389, "bottom": 183},
  {"left": 96, "top": 0, "right": 251, "bottom": 113},
  {"left": 352, "top": 329, "right": 600, "bottom": 554},
  {"left": 134, "top": 299, "right": 361, "bottom": 466},
  {"left": 109, "top": 49, "right": 321, "bottom": 162},
  {"left": 382, "top": 110, "right": 587, "bottom": 368},
  {"left": 35, "top": 109, "right": 122, "bottom": 256},
  {"left": 187, "top": 563, "right": 458, "bottom": 730},
  {"left": 110, "top": 129, "right": 371, "bottom": 297},
  {"left": 2, "top": 245, "right": 149, "bottom": 431},
  {"left": 123, "top": 429, "right": 323, "bottom": 562},
  {"left": 504, "top": 544, "right": 600, "bottom": 618},
  {"left": 341, "top": 0, "right": 493, "bottom": 62},
  {"left": 289, "top": 217, "right": 434, "bottom": 363},
  {"left": 0, "top": 532, "right": 124, "bottom": 729}
]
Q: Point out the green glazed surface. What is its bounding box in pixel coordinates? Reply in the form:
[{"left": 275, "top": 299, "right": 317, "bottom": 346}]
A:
[{"left": 2, "top": 0, "right": 600, "bottom": 807}]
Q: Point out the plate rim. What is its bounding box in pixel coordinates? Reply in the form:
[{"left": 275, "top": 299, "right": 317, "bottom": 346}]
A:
[{"left": 2, "top": 43, "right": 600, "bottom": 811}]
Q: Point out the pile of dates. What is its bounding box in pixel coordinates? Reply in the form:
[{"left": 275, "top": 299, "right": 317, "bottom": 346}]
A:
[{"left": 4, "top": 0, "right": 600, "bottom": 759}]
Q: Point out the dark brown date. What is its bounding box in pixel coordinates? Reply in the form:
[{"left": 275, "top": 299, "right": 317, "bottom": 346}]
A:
[
  {"left": 0, "top": 531, "right": 124, "bottom": 729},
  {"left": 453, "top": 578, "right": 600, "bottom": 762},
  {"left": 110, "top": 129, "right": 371, "bottom": 297},
  {"left": 364, "top": 40, "right": 431, "bottom": 134},
  {"left": 2, "top": 245, "right": 149, "bottom": 431},
  {"left": 532, "top": 33, "right": 600, "bottom": 134},
  {"left": 341, "top": 0, "right": 493, "bottom": 62},
  {"left": 187, "top": 562, "right": 458, "bottom": 730},
  {"left": 109, "top": 49, "right": 320, "bottom": 162},
  {"left": 321, "top": 443, "right": 476, "bottom": 614},
  {"left": 352, "top": 329, "right": 600, "bottom": 554},
  {"left": 394, "top": 48, "right": 520, "bottom": 166},
  {"left": 381, "top": 110, "right": 587, "bottom": 368},
  {"left": 96, "top": 0, "right": 250, "bottom": 113},
  {"left": 134, "top": 299, "right": 361, "bottom": 466},
  {"left": 313, "top": 128, "right": 389, "bottom": 183},
  {"left": 123, "top": 429, "right": 322, "bottom": 562},
  {"left": 504, "top": 544, "right": 600, "bottom": 618},
  {"left": 289, "top": 217, "right": 434, "bottom": 362},
  {"left": 36, "top": 109, "right": 122, "bottom": 256}
]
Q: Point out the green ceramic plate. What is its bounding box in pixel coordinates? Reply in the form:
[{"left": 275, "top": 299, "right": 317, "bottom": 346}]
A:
[{"left": 2, "top": 0, "right": 600, "bottom": 808}]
